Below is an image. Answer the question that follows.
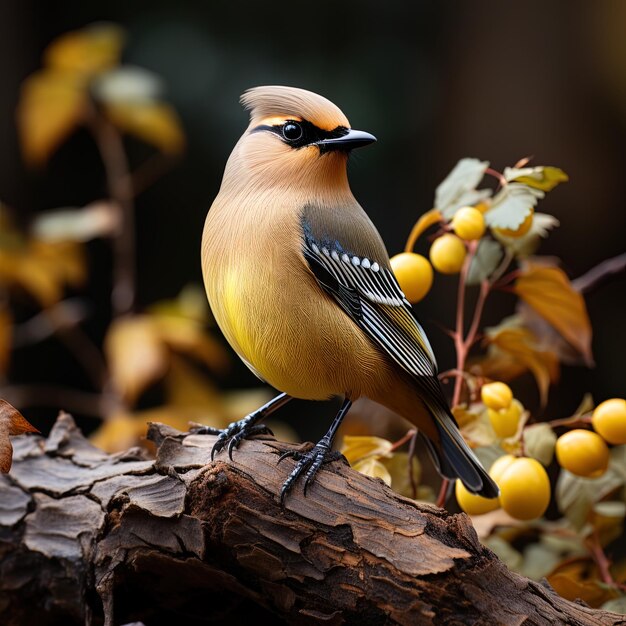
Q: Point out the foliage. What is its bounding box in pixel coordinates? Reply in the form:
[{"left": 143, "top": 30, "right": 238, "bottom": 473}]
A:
[
  {"left": 1, "top": 24, "right": 257, "bottom": 458},
  {"left": 377, "top": 157, "right": 624, "bottom": 608}
]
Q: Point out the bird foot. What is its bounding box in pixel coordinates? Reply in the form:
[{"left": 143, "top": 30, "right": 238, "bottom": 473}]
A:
[
  {"left": 192, "top": 418, "right": 273, "bottom": 461},
  {"left": 277, "top": 442, "right": 344, "bottom": 504}
]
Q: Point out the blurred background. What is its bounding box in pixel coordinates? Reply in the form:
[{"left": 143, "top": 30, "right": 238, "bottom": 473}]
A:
[{"left": 0, "top": 0, "right": 624, "bottom": 441}]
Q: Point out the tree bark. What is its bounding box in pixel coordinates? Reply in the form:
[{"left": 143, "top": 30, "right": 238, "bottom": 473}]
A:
[{"left": 0, "top": 413, "right": 623, "bottom": 626}]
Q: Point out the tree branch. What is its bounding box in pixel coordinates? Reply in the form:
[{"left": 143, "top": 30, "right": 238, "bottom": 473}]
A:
[{"left": 0, "top": 414, "right": 623, "bottom": 625}]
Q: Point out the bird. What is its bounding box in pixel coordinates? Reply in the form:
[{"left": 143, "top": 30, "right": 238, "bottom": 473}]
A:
[{"left": 200, "top": 85, "right": 499, "bottom": 503}]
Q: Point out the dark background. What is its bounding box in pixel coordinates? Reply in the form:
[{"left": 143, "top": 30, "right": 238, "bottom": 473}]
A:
[{"left": 1, "top": 0, "right": 625, "bottom": 434}]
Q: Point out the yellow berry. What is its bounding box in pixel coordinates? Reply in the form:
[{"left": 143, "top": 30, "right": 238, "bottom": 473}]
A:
[
  {"left": 495, "top": 207, "right": 534, "bottom": 238},
  {"left": 452, "top": 206, "right": 486, "bottom": 241},
  {"left": 592, "top": 398, "right": 626, "bottom": 445},
  {"left": 390, "top": 252, "right": 433, "bottom": 303},
  {"left": 489, "top": 454, "right": 517, "bottom": 485},
  {"left": 555, "top": 429, "right": 609, "bottom": 478},
  {"left": 498, "top": 457, "right": 551, "bottom": 520},
  {"left": 455, "top": 479, "right": 499, "bottom": 516},
  {"left": 488, "top": 399, "right": 523, "bottom": 439},
  {"left": 481, "top": 382, "right": 513, "bottom": 411},
  {"left": 429, "top": 234, "right": 466, "bottom": 274},
  {"left": 474, "top": 201, "right": 490, "bottom": 213}
]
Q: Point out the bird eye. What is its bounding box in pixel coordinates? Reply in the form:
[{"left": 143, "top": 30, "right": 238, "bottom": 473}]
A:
[{"left": 282, "top": 122, "right": 303, "bottom": 141}]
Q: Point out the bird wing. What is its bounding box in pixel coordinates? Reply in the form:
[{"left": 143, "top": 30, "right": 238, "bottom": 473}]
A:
[{"left": 301, "top": 218, "right": 440, "bottom": 395}]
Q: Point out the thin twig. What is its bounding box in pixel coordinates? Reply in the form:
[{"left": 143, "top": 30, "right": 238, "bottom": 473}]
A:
[
  {"left": 88, "top": 111, "right": 136, "bottom": 317},
  {"left": 572, "top": 252, "right": 626, "bottom": 295},
  {"left": 389, "top": 428, "right": 417, "bottom": 453}
]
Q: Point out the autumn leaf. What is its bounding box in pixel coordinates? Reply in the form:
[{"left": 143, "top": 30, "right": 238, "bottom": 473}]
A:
[
  {"left": 435, "top": 158, "right": 491, "bottom": 218},
  {"left": 484, "top": 183, "right": 544, "bottom": 231},
  {"left": 16, "top": 70, "right": 87, "bottom": 166},
  {"left": 480, "top": 318, "right": 560, "bottom": 405},
  {"left": 504, "top": 165, "right": 569, "bottom": 192},
  {"left": 353, "top": 457, "right": 392, "bottom": 486},
  {"left": 493, "top": 212, "right": 559, "bottom": 258},
  {"left": 105, "top": 315, "right": 169, "bottom": 405},
  {"left": 514, "top": 265, "right": 593, "bottom": 366},
  {"left": 93, "top": 66, "right": 165, "bottom": 104},
  {"left": 548, "top": 558, "right": 621, "bottom": 608},
  {"left": 0, "top": 399, "right": 39, "bottom": 473},
  {"left": 104, "top": 101, "right": 185, "bottom": 154},
  {"left": 453, "top": 405, "right": 498, "bottom": 448},
  {"left": 341, "top": 435, "right": 393, "bottom": 465},
  {"left": 43, "top": 23, "right": 125, "bottom": 76}
]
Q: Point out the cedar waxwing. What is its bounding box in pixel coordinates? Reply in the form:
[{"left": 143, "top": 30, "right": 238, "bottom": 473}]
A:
[{"left": 201, "top": 86, "right": 499, "bottom": 502}]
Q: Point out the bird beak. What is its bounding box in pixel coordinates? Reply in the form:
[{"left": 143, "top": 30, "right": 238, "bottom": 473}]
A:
[{"left": 317, "top": 129, "right": 377, "bottom": 153}]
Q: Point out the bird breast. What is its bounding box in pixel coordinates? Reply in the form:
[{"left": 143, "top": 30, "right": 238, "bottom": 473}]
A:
[{"left": 201, "top": 197, "right": 389, "bottom": 401}]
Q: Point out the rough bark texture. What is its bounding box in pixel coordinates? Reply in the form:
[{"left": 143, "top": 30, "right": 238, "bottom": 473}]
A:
[{"left": 0, "top": 413, "right": 624, "bottom": 626}]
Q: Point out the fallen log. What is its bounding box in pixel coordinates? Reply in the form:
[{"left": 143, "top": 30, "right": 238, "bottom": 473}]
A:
[{"left": 0, "top": 413, "right": 623, "bottom": 625}]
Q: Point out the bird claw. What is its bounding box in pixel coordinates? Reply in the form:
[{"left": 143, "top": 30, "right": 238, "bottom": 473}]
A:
[
  {"left": 195, "top": 418, "right": 273, "bottom": 461},
  {"left": 278, "top": 444, "right": 342, "bottom": 504}
]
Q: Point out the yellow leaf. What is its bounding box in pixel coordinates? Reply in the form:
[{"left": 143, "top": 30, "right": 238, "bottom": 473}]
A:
[
  {"left": 0, "top": 308, "right": 12, "bottom": 375},
  {"left": 478, "top": 318, "right": 559, "bottom": 406},
  {"left": 507, "top": 166, "right": 569, "bottom": 192},
  {"left": 353, "top": 457, "right": 392, "bottom": 486},
  {"left": 43, "top": 23, "right": 125, "bottom": 76},
  {"left": 90, "top": 411, "right": 144, "bottom": 453},
  {"left": 340, "top": 435, "right": 393, "bottom": 465},
  {"left": 105, "top": 316, "right": 168, "bottom": 405},
  {"left": 17, "top": 70, "right": 87, "bottom": 166},
  {"left": 454, "top": 405, "right": 498, "bottom": 448},
  {"left": 30, "top": 240, "right": 86, "bottom": 288},
  {"left": 381, "top": 451, "right": 422, "bottom": 498},
  {"left": 153, "top": 315, "right": 229, "bottom": 372},
  {"left": 104, "top": 101, "right": 185, "bottom": 154},
  {"left": 548, "top": 559, "right": 620, "bottom": 608},
  {"left": 514, "top": 265, "right": 593, "bottom": 365}
]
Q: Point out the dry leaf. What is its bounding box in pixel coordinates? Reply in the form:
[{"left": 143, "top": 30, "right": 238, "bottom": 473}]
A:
[
  {"left": 152, "top": 315, "right": 229, "bottom": 373},
  {"left": 548, "top": 558, "right": 620, "bottom": 607},
  {"left": 514, "top": 265, "right": 593, "bottom": 366},
  {"left": 44, "top": 23, "right": 125, "bottom": 76},
  {"left": 353, "top": 457, "right": 392, "bottom": 486},
  {"left": 454, "top": 405, "right": 498, "bottom": 448},
  {"left": 340, "top": 435, "right": 393, "bottom": 465},
  {"left": 16, "top": 70, "right": 87, "bottom": 166},
  {"left": 481, "top": 318, "right": 559, "bottom": 406},
  {"left": 105, "top": 315, "right": 169, "bottom": 405},
  {"left": 0, "top": 399, "right": 39, "bottom": 473},
  {"left": 493, "top": 213, "right": 560, "bottom": 258},
  {"left": 93, "top": 66, "right": 165, "bottom": 104},
  {"left": 104, "top": 101, "right": 185, "bottom": 154}
]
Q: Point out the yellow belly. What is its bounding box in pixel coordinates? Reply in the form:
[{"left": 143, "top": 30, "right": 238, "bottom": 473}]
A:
[{"left": 207, "top": 257, "right": 388, "bottom": 400}]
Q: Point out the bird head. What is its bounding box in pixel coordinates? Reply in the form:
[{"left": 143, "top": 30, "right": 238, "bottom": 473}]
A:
[{"left": 222, "top": 86, "right": 376, "bottom": 194}]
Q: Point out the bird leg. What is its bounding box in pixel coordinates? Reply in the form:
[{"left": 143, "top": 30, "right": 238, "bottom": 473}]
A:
[
  {"left": 193, "top": 392, "right": 292, "bottom": 460},
  {"left": 278, "top": 397, "right": 352, "bottom": 504}
]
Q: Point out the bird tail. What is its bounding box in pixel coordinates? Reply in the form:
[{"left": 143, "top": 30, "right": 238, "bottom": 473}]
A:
[{"left": 421, "top": 399, "right": 500, "bottom": 499}]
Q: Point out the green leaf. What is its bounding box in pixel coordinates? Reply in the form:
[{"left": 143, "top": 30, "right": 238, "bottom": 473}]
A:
[
  {"left": 504, "top": 165, "right": 568, "bottom": 191},
  {"left": 524, "top": 423, "right": 557, "bottom": 466},
  {"left": 601, "top": 596, "right": 626, "bottom": 615},
  {"left": 556, "top": 449, "right": 626, "bottom": 530},
  {"left": 493, "top": 212, "right": 559, "bottom": 258},
  {"left": 467, "top": 239, "right": 503, "bottom": 286},
  {"left": 435, "top": 158, "right": 491, "bottom": 218},
  {"left": 484, "top": 183, "right": 544, "bottom": 231}
]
